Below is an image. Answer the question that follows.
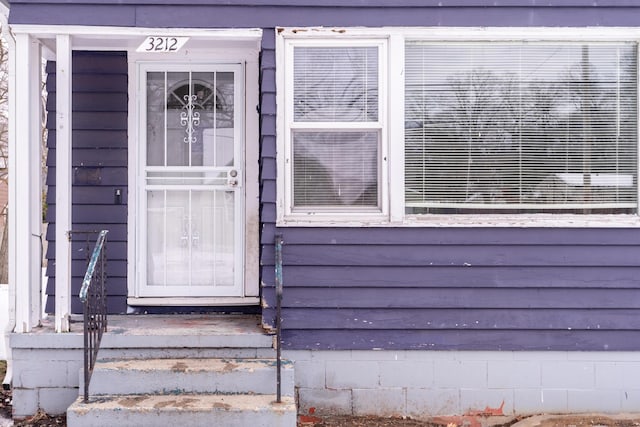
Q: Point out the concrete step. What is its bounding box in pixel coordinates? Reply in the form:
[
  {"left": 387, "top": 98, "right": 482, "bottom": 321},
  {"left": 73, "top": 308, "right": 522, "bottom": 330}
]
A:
[
  {"left": 97, "top": 346, "right": 277, "bottom": 360},
  {"left": 67, "top": 394, "right": 296, "bottom": 427},
  {"left": 101, "top": 315, "right": 274, "bottom": 350},
  {"left": 88, "top": 358, "right": 294, "bottom": 397}
]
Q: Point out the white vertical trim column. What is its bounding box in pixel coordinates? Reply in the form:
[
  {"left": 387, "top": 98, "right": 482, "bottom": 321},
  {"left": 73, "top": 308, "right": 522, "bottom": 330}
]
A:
[
  {"left": 29, "top": 40, "right": 44, "bottom": 326},
  {"left": 29, "top": 39, "right": 43, "bottom": 328},
  {"left": 388, "top": 33, "right": 405, "bottom": 224},
  {"left": 12, "top": 34, "right": 31, "bottom": 332},
  {"left": 13, "top": 34, "right": 42, "bottom": 332},
  {"left": 244, "top": 57, "right": 260, "bottom": 297},
  {"left": 55, "top": 35, "right": 72, "bottom": 333},
  {"left": 126, "top": 58, "right": 137, "bottom": 298},
  {"left": 6, "top": 17, "right": 17, "bottom": 342}
]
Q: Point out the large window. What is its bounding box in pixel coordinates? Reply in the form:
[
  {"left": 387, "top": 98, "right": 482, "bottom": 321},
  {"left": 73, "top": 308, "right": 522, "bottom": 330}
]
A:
[
  {"left": 278, "top": 32, "right": 640, "bottom": 224},
  {"left": 405, "top": 42, "right": 638, "bottom": 214}
]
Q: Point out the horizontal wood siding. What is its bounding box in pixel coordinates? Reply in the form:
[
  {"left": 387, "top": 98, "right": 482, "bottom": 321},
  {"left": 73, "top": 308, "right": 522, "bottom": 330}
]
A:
[
  {"left": 259, "top": 29, "right": 277, "bottom": 329},
  {"left": 45, "top": 51, "right": 128, "bottom": 314},
  {"left": 10, "top": 1, "right": 640, "bottom": 27},
  {"left": 254, "top": 26, "right": 640, "bottom": 351},
  {"left": 20, "top": 3, "right": 640, "bottom": 350},
  {"left": 261, "top": 228, "right": 640, "bottom": 351}
]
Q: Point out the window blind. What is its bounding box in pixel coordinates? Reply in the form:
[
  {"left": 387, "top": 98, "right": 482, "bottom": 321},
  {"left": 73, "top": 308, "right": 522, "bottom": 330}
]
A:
[
  {"left": 405, "top": 42, "right": 638, "bottom": 214},
  {"left": 293, "top": 131, "right": 379, "bottom": 207},
  {"left": 291, "top": 45, "right": 380, "bottom": 209},
  {"left": 293, "top": 46, "right": 378, "bottom": 122}
]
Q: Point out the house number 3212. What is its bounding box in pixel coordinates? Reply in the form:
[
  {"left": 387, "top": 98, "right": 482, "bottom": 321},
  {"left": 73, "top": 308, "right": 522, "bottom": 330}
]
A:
[{"left": 137, "top": 36, "right": 189, "bottom": 53}]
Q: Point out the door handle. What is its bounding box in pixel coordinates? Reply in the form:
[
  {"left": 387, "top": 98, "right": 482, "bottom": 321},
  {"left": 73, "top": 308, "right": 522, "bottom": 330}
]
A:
[{"left": 228, "top": 169, "right": 238, "bottom": 187}]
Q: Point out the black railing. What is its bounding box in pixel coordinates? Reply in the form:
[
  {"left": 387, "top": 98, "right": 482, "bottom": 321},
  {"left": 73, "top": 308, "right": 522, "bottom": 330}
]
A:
[
  {"left": 78, "top": 230, "right": 108, "bottom": 403},
  {"left": 274, "top": 234, "right": 284, "bottom": 403}
]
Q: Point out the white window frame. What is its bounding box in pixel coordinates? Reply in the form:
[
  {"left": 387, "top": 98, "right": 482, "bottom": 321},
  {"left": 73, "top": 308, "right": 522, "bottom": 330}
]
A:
[
  {"left": 277, "top": 36, "right": 390, "bottom": 225},
  {"left": 276, "top": 27, "right": 640, "bottom": 227}
]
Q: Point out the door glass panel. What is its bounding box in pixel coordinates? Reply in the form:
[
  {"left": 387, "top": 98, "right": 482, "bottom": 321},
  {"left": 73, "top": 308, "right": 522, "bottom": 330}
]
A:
[
  {"left": 147, "top": 71, "right": 237, "bottom": 168},
  {"left": 146, "top": 189, "right": 236, "bottom": 288},
  {"left": 146, "top": 190, "right": 191, "bottom": 287},
  {"left": 146, "top": 72, "right": 166, "bottom": 166},
  {"left": 166, "top": 72, "right": 192, "bottom": 167},
  {"left": 191, "top": 190, "right": 235, "bottom": 286},
  {"left": 200, "top": 72, "right": 236, "bottom": 168},
  {"left": 142, "top": 66, "right": 241, "bottom": 296}
]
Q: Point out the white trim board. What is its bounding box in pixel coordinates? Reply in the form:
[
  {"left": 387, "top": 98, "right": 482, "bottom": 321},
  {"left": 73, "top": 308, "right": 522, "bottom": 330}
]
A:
[
  {"left": 127, "top": 297, "right": 260, "bottom": 306},
  {"left": 277, "top": 26, "right": 640, "bottom": 41},
  {"left": 54, "top": 34, "right": 72, "bottom": 332},
  {"left": 10, "top": 25, "right": 262, "bottom": 56}
]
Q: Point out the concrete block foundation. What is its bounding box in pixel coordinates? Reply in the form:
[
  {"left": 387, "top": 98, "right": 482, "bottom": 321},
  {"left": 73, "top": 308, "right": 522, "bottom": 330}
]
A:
[
  {"left": 9, "top": 321, "right": 640, "bottom": 420},
  {"left": 285, "top": 350, "right": 640, "bottom": 419},
  {"left": 11, "top": 342, "right": 83, "bottom": 418}
]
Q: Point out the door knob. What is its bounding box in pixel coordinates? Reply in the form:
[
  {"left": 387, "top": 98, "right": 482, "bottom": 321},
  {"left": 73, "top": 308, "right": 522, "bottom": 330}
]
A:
[{"left": 228, "top": 170, "right": 238, "bottom": 186}]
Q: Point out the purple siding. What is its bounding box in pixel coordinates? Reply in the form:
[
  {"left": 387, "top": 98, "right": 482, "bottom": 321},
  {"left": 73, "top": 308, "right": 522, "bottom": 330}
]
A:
[
  {"left": 260, "top": 228, "right": 640, "bottom": 350},
  {"left": 259, "top": 28, "right": 277, "bottom": 326},
  {"left": 253, "top": 25, "right": 640, "bottom": 350},
  {"left": 45, "top": 51, "right": 129, "bottom": 314},
  {"left": 21, "top": 1, "right": 640, "bottom": 350},
  {"left": 10, "top": 1, "right": 640, "bottom": 27}
]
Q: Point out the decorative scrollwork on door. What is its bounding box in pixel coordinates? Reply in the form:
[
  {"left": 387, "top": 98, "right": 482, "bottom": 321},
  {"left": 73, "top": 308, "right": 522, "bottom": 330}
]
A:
[{"left": 180, "top": 94, "right": 201, "bottom": 144}]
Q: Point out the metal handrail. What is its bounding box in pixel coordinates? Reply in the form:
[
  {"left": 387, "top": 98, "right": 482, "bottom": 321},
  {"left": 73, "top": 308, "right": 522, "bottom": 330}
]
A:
[
  {"left": 78, "top": 229, "right": 109, "bottom": 403},
  {"left": 274, "top": 234, "right": 284, "bottom": 403}
]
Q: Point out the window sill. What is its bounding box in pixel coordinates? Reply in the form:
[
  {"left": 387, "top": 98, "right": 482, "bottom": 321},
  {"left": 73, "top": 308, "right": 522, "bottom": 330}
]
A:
[
  {"left": 278, "top": 213, "right": 389, "bottom": 227},
  {"left": 403, "top": 214, "right": 640, "bottom": 228},
  {"left": 277, "top": 214, "right": 640, "bottom": 228}
]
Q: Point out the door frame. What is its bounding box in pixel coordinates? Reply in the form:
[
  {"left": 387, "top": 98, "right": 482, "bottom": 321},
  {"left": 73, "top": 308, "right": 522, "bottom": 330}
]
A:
[{"left": 126, "top": 42, "right": 261, "bottom": 306}]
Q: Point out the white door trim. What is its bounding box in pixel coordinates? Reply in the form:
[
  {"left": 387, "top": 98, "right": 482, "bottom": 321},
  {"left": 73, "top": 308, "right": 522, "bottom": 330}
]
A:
[{"left": 127, "top": 44, "right": 260, "bottom": 305}]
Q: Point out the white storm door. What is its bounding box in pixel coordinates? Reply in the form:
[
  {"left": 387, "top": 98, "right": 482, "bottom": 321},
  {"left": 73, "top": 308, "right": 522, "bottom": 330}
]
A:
[{"left": 140, "top": 65, "right": 244, "bottom": 297}]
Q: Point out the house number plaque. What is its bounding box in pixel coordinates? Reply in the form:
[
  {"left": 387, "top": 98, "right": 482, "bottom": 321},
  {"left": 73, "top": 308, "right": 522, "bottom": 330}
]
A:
[{"left": 137, "top": 36, "right": 189, "bottom": 53}]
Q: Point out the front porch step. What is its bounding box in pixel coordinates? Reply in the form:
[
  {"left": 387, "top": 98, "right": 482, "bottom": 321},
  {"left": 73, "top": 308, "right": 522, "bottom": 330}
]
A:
[
  {"left": 92, "top": 314, "right": 276, "bottom": 360},
  {"left": 67, "top": 394, "right": 296, "bottom": 427},
  {"left": 89, "top": 358, "right": 294, "bottom": 396},
  {"left": 101, "top": 314, "right": 274, "bottom": 351},
  {"left": 67, "top": 315, "right": 296, "bottom": 427}
]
